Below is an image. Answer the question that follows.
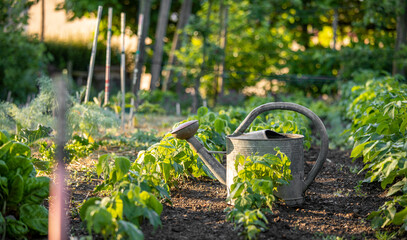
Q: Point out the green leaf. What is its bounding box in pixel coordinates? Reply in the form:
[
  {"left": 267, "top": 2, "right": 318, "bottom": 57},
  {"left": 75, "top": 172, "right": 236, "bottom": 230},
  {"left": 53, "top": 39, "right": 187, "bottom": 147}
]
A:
[
  {"left": 376, "top": 122, "right": 389, "bottom": 134},
  {"left": 7, "top": 156, "right": 34, "bottom": 178},
  {"left": 0, "top": 213, "right": 4, "bottom": 235},
  {"left": 387, "top": 179, "right": 406, "bottom": 196},
  {"left": 79, "top": 197, "right": 101, "bottom": 220},
  {"left": 85, "top": 205, "right": 115, "bottom": 235},
  {"left": 0, "top": 130, "right": 10, "bottom": 145},
  {"left": 143, "top": 208, "right": 161, "bottom": 229},
  {"left": 10, "top": 142, "right": 31, "bottom": 157},
  {"left": 9, "top": 173, "right": 24, "bottom": 204},
  {"left": 350, "top": 141, "right": 371, "bottom": 158},
  {"left": 247, "top": 225, "right": 261, "bottom": 239},
  {"left": 5, "top": 216, "right": 29, "bottom": 238},
  {"left": 140, "top": 191, "right": 163, "bottom": 215},
  {"left": 121, "top": 195, "right": 144, "bottom": 224},
  {"left": 161, "top": 162, "right": 171, "bottom": 183},
  {"left": 0, "top": 160, "right": 8, "bottom": 175},
  {"left": 114, "top": 156, "right": 131, "bottom": 180},
  {"left": 214, "top": 119, "right": 225, "bottom": 134},
  {"left": 19, "top": 204, "right": 48, "bottom": 234},
  {"left": 19, "top": 125, "right": 52, "bottom": 146},
  {"left": 400, "top": 117, "right": 407, "bottom": 134},
  {"left": 252, "top": 179, "right": 273, "bottom": 195},
  {"left": 208, "top": 112, "right": 216, "bottom": 122},
  {"left": 393, "top": 208, "right": 407, "bottom": 225},
  {"left": 197, "top": 107, "right": 208, "bottom": 117},
  {"left": 0, "top": 141, "right": 12, "bottom": 159},
  {"left": 369, "top": 214, "right": 384, "bottom": 229},
  {"left": 0, "top": 176, "right": 8, "bottom": 197},
  {"left": 23, "top": 177, "right": 50, "bottom": 204},
  {"left": 96, "top": 154, "right": 110, "bottom": 177},
  {"left": 117, "top": 220, "right": 144, "bottom": 240},
  {"left": 235, "top": 195, "right": 252, "bottom": 210},
  {"left": 154, "top": 185, "right": 171, "bottom": 200},
  {"left": 228, "top": 182, "right": 244, "bottom": 200}
]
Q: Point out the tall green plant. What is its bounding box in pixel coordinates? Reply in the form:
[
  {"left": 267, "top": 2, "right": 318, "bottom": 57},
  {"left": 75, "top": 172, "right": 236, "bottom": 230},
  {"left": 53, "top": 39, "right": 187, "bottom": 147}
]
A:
[{"left": 344, "top": 75, "right": 407, "bottom": 232}]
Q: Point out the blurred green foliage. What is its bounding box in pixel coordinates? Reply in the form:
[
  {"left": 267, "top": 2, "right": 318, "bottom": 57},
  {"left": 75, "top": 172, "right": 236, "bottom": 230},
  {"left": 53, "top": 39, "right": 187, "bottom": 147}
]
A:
[
  {"left": 44, "top": 40, "right": 121, "bottom": 72},
  {"left": 0, "top": 0, "right": 48, "bottom": 104}
]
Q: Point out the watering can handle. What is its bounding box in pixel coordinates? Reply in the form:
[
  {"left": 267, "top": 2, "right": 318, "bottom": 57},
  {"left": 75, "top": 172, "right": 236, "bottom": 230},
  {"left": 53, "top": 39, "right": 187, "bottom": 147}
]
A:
[{"left": 230, "top": 102, "right": 329, "bottom": 191}]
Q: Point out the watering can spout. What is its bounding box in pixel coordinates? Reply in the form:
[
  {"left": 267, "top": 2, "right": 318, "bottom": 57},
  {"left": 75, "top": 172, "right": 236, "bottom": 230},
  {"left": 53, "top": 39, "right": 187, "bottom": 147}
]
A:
[{"left": 171, "top": 120, "right": 227, "bottom": 185}]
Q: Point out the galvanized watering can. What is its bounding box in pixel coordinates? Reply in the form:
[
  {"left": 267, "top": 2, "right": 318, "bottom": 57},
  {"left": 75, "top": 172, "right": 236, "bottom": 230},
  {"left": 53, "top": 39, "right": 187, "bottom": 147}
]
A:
[{"left": 171, "top": 102, "right": 329, "bottom": 205}]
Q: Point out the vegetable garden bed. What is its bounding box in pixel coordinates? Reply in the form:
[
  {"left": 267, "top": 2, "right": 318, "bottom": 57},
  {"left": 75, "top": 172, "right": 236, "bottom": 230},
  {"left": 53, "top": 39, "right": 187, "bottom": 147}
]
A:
[{"left": 66, "top": 147, "right": 391, "bottom": 239}]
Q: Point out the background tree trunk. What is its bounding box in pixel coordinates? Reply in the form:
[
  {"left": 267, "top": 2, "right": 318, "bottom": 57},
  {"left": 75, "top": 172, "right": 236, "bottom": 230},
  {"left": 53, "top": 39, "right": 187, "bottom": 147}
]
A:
[
  {"left": 217, "top": 2, "right": 228, "bottom": 100},
  {"left": 41, "top": 0, "right": 45, "bottom": 42},
  {"left": 192, "top": 0, "right": 212, "bottom": 113},
  {"left": 135, "top": 0, "right": 152, "bottom": 97},
  {"left": 162, "top": 0, "right": 192, "bottom": 91},
  {"left": 393, "top": 0, "right": 407, "bottom": 77},
  {"left": 150, "top": 0, "right": 172, "bottom": 90}
]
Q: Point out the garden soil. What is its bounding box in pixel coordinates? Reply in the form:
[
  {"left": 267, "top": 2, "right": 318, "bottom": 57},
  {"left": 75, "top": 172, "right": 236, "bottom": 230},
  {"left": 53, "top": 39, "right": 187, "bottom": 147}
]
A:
[{"left": 66, "top": 147, "right": 401, "bottom": 240}]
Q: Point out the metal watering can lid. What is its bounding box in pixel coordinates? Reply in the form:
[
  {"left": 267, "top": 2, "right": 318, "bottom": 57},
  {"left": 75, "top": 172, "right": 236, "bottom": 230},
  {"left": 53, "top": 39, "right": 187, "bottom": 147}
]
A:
[{"left": 232, "top": 129, "right": 298, "bottom": 140}]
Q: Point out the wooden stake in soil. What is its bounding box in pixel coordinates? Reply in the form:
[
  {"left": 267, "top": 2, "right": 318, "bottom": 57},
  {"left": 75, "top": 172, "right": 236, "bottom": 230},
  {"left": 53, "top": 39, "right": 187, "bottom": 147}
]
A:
[
  {"left": 128, "top": 5, "right": 145, "bottom": 127},
  {"left": 120, "top": 12, "right": 126, "bottom": 131},
  {"left": 104, "top": 7, "right": 113, "bottom": 106},
  {"left": 49, "top": 79, "right": 68, "bottom": 240},
  {"left": 84, "top": 5, "right": 103, "bottom": 104}
]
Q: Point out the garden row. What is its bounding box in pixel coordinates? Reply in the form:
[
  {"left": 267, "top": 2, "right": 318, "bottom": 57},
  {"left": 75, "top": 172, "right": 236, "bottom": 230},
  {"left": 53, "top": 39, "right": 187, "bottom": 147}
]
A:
[
  {"left": 0, "top": 71, "right": 406, "bottom": 239},
  {"left": 344, "top": 73, "right": 407, "bottom": 231}
]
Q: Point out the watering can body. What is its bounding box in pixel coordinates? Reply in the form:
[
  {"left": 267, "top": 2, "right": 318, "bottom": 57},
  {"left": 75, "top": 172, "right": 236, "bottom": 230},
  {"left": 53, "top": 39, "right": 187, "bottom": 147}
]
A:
[
  {"left": 171, "top": 102, "right": 329, "bottom": 206},
  {"left": 226, "top": 131, "right": 305, "bottom": 205}
]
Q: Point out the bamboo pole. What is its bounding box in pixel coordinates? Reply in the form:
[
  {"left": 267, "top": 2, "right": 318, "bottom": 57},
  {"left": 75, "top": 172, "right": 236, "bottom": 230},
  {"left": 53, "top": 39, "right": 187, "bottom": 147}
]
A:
[
  {"left": 48, "top": 79, "right": 68, "bottom": 240},
  {"left": 128, "top": 2, "right": 145, "bottom": 127},
  {"left": 84, "top": 5, "right": 103, "bottom": 104},
  {"left": 120, "top": 12, "right": 126, "bottom": 131},
  {"left": 104, "top": 7, "right": 113, "bottom": 106}
]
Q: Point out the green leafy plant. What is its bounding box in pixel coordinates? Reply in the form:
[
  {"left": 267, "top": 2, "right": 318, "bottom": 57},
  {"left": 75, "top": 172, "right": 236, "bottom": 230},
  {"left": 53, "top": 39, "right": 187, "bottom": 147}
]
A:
[
  {"left": 0, "top": 130, "right": 50, "bottom": 239},
  {"left": 100, "top": 129, "right": 161, "bottom": 152},
  {"left": 136, "top": 132, "right": 214, "bottom": 186},
  {"left": 344, "top": 75, "right": 407, "bottom": 231},
  {"left": 34, "top": 134, "right": 98, "bottom": 174},
  {"left": 68, "top": 102, "right": 120, "bottom": 140},
  {"left": 18, "top": 125, "right": 53, "bottom": 146},
  {"left": 81, "top": 154, "right": 170, "bottom": 239},
  {"left": 226, "top": 150, "right": 292, "bottom": 239}
]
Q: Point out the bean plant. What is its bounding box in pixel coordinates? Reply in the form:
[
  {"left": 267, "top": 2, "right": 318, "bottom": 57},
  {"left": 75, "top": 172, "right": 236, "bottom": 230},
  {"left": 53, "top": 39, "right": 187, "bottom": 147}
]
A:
[
  {"left": 344, "top": 75, "right": 407, "bottom": 231},
  {"left": 80, "top": 154, "right": 169, "bottom": 239},
  {"left": 226, "top": 150, "right": 292, "bottom": 240}
]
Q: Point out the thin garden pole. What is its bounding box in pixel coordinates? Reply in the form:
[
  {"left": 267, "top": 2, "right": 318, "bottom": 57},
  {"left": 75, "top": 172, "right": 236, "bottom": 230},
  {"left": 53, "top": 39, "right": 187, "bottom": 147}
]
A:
[
  {"left": 120, "top": 12, "right": 126, "bottom": 131},
  {"left": 48, "top": 79, "right": 68, "bottom": 240},
  {"left": 128, "top": 5, "right": 144, "bottom": 127},
  {"left": 84, "top": 5, "right": 103, "bottom": 104},
  {"left": 104, "top": 7, "right": 113, "bottom": 106}
]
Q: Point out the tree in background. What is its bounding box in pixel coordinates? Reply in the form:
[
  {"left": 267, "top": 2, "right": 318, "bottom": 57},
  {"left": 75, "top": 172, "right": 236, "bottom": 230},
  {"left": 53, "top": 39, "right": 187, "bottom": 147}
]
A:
[
  {"left": 0, "top": 0, "right": 47, "bottom": 104},
  {"left": 9, "top": 0, "right": 404, "bottom": 106},
  {"left": 172, "top": 0, "right": 403, "bottom": 104}
]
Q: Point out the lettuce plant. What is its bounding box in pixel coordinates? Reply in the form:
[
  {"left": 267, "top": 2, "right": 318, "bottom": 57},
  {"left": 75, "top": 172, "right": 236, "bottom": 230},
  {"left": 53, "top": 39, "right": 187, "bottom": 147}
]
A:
[{"left": 0, "top": 130, "right": 50, "bottom": 239}]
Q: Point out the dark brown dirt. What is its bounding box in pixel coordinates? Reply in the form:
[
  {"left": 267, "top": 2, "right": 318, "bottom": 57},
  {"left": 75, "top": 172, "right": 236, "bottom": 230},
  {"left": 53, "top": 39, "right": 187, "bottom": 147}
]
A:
[{"left": 68, "top": 148, "right": 395, "bottom": 239}]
